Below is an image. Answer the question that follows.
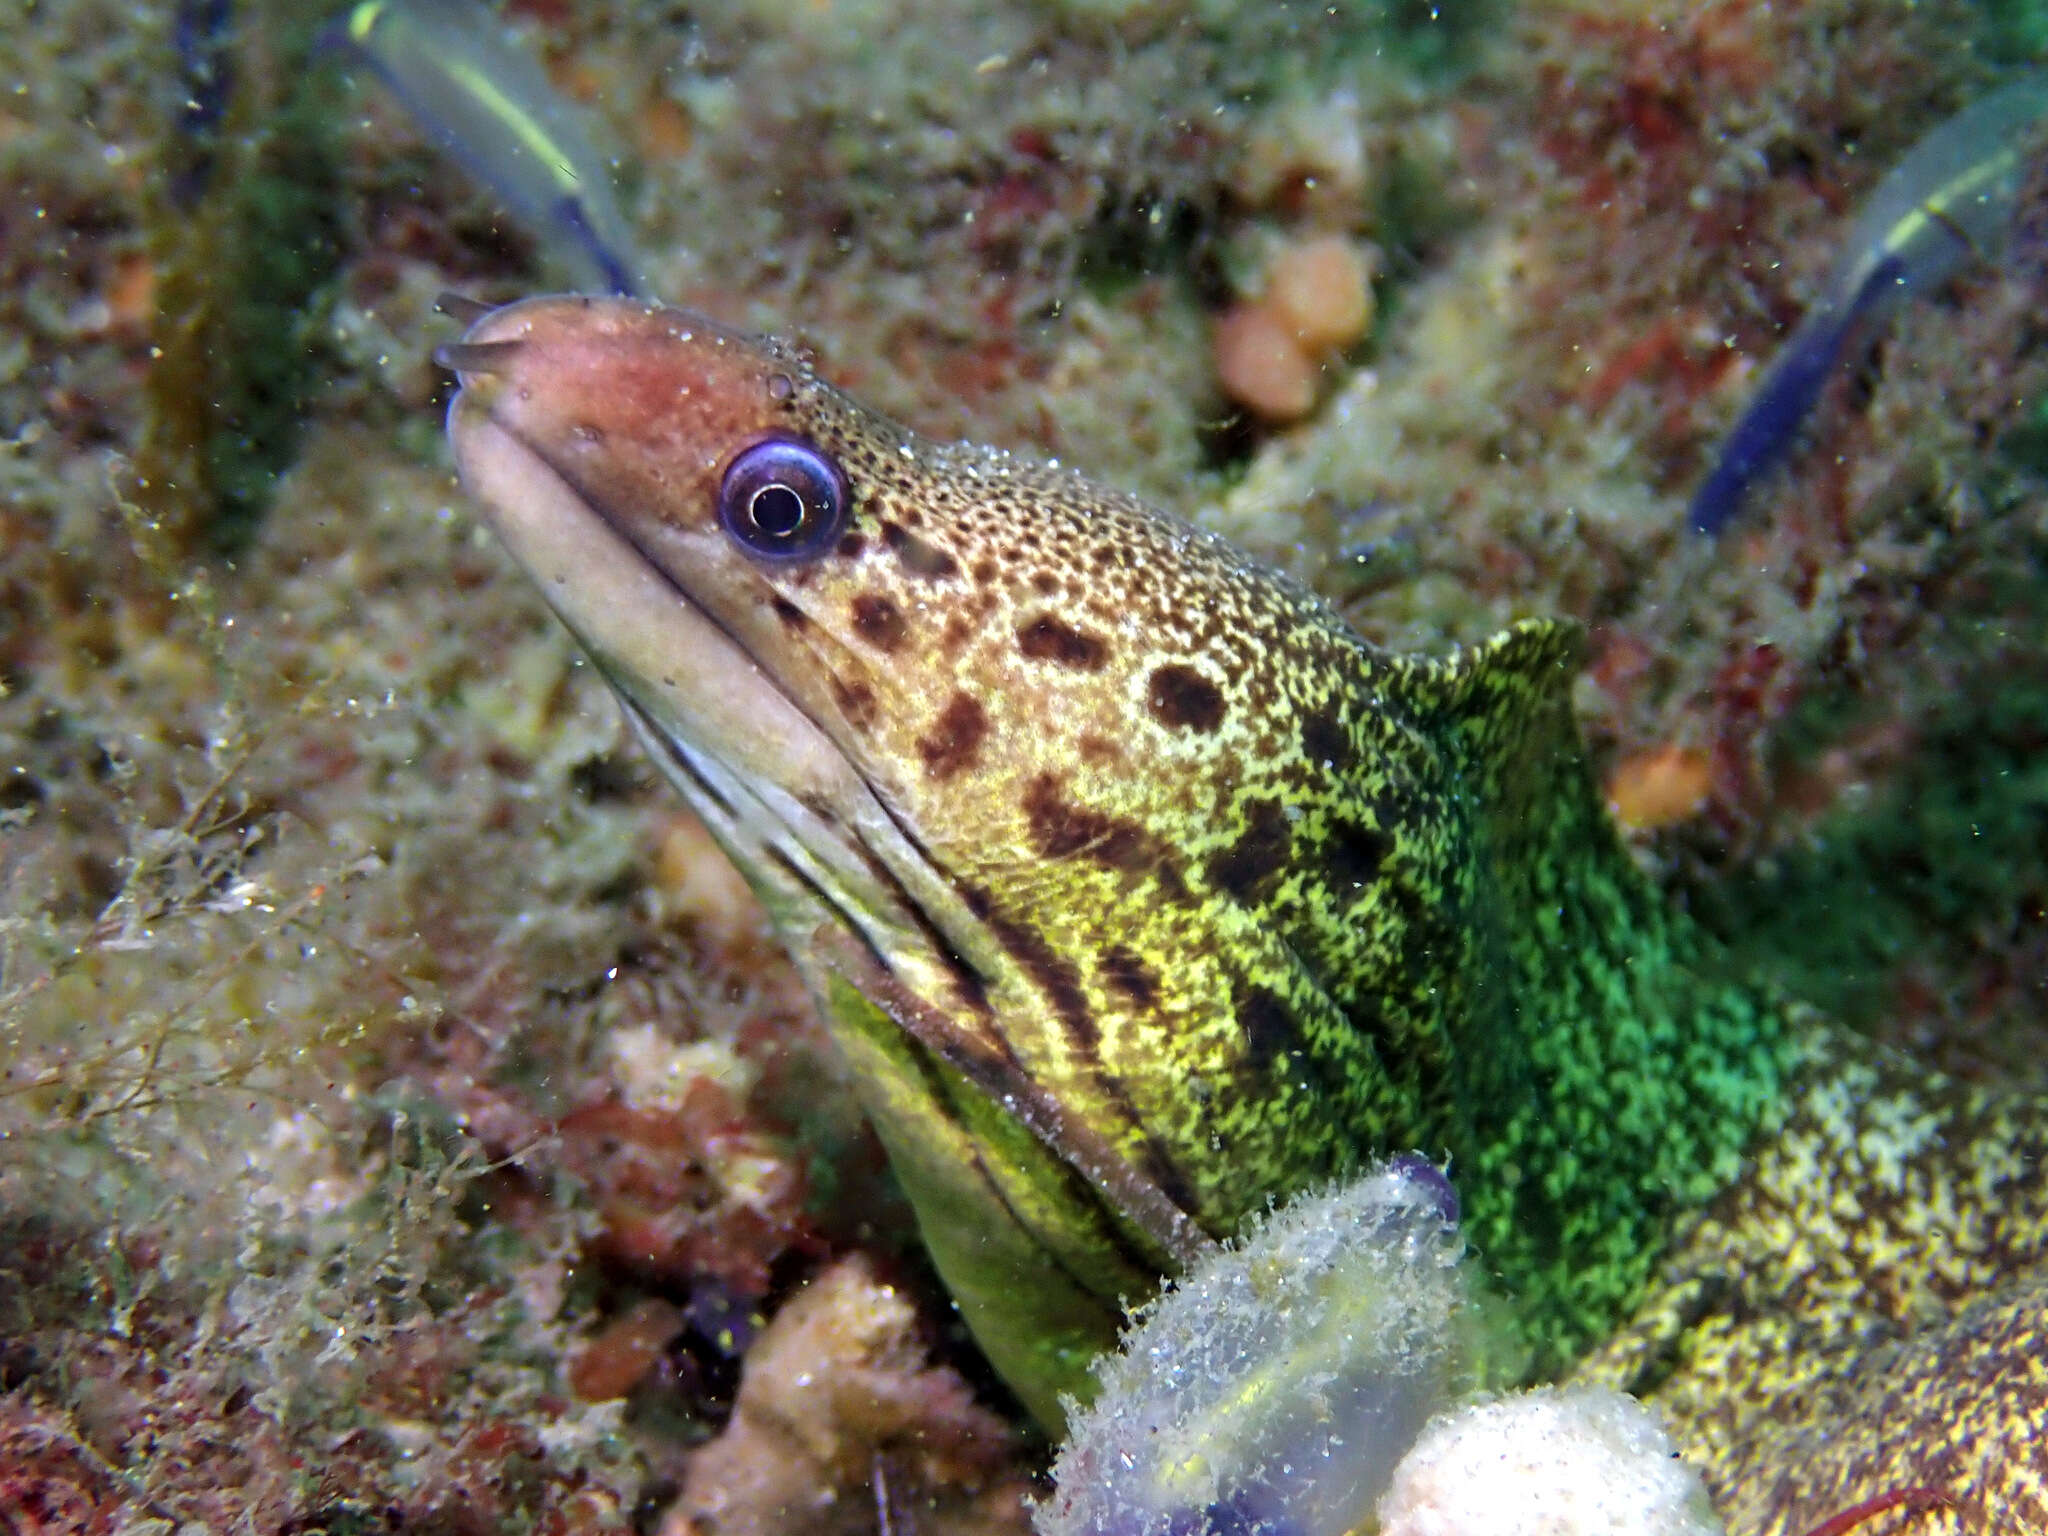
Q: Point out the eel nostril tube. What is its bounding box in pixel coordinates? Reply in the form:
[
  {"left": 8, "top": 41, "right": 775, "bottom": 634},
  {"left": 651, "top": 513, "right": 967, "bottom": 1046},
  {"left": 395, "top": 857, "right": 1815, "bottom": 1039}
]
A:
[
  {"left": 434, "top": 339, "right": 527, "bottom": 375},
  {"left": 436, "top": 292, "right": 500, "bottom": 324}
]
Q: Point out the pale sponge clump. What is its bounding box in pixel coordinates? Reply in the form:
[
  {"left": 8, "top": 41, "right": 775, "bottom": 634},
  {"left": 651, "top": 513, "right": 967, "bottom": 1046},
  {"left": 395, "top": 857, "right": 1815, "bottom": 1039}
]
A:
[
  {"left": 1039, "top": 1158, "right": 1478, "bottom": 1536},
  {"left": 1037, "top": 1164, "right": 1727, "bottom": 1536},
  {"left": 1377, "top": 1387, "right": 1723, "bottom": 1536}
]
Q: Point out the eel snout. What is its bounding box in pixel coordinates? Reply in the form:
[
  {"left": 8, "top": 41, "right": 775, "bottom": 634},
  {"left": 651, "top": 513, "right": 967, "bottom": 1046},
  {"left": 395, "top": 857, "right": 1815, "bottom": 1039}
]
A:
[{"left": 440, "top": 294, "right": 866, "bottom": 837}]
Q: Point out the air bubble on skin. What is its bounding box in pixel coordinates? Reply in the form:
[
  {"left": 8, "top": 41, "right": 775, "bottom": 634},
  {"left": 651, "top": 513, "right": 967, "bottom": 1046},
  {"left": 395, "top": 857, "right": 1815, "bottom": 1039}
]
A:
[{"left": 768, "top": 373, "right": 794, "bottom": 401}]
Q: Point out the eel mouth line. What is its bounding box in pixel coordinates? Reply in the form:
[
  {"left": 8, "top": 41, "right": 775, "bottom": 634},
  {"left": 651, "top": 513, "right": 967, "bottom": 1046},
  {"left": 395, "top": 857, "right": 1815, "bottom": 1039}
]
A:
[
  {"left": 445, "top": 363, "right": 1038, "bottom": 1073},
  {"left": 434, "top": 291, "right": 501, "bottom": 326},
  {"left": 442, "top": 319, "right": 1213, "bottom": 1264},
  {"left": 445, "top": 379, "right": 898, "bottom": 897},
  {"left": 435, "top": 338, "right": 526, "bottom": 373},
  {"left": 498, "top": 399, "right": 849, "bottom": 761},
  {"left": 458, "top": 385, "right": 989, "bottom": 957},
  {"left": 438, "top": 300, "right": 877, "bottom": 821}
]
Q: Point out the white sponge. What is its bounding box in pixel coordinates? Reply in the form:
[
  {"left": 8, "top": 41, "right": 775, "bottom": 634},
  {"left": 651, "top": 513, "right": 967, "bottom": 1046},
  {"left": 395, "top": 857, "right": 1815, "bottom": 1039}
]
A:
[
  {"left": 1037, "top": 1164, "right": 1726, "bottom": 1536},
  {"left": 1376, "top": 1387, "right": 1723, "bottom": 1536}
]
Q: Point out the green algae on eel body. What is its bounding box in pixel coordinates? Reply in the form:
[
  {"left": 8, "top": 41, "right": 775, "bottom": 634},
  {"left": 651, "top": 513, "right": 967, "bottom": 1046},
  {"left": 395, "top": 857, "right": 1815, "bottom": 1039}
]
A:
[{"left": 437, "top": 298, "right": 2048, "bottom": 1523}]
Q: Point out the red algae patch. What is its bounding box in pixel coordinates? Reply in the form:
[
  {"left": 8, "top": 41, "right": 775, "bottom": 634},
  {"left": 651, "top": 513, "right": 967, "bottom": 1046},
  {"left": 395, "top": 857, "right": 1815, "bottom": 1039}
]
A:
[{"left": 570, "top": 1296, "right": 689, "bottom": 1402}]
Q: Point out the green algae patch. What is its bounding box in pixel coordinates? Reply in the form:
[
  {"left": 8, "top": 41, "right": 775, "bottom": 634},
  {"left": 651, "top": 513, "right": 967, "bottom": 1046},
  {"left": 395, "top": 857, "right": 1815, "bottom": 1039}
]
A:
[
  {"left": 1976, "top": 0, "right": 2048, "bottom": 63},
  {"left": 134, "top": 4, "right": 346, "bottom": 551},
  {"left": 1694, "top": 630, "right": 2048, "bottom": 1067},
  {"left": 1376, "top": 0, "right": 1500, "bottom": 82}
]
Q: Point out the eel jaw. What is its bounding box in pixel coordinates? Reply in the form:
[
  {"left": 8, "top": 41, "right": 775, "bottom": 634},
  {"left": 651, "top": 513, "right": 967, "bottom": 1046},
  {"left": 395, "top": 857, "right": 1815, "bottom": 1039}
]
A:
[
  {"left": 439, "top": 301, "right": 1212, "bottom": 1260},
  {"left": 442, "top": 335, "right": 933, "bottom": 962}
]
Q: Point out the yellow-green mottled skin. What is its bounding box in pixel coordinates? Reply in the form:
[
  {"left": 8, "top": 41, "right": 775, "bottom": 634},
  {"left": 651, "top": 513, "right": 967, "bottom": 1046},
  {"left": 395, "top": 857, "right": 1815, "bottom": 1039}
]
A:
[
  {"left": 1577, "top": 1030, "right": 2048, "bottom": 1532},
  {"left": 441, "top": 297, "right": 2048, "bottom": 1525}
]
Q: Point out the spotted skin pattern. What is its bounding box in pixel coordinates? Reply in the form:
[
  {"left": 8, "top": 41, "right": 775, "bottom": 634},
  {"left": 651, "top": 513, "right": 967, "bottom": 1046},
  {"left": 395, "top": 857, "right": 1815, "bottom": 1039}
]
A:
[
  {"left": 441, "top": 298, "right": 2048, "bottom": 1519},
  {"left": 1577, "top": 1029, "right": 2048, "bottom": 1532}
]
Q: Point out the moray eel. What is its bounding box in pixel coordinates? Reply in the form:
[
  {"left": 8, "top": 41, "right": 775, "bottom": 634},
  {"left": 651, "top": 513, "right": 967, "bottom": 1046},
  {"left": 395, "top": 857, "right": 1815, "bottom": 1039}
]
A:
[{"left": 438, "top": 296, "right": 2048, "bottom": 1531}]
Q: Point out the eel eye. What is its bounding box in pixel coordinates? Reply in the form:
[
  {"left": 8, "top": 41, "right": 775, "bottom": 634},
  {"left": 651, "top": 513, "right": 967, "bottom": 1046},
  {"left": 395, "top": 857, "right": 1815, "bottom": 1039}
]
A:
[{"left": 718, "top": 436, "right": 847, "bottom": 561}]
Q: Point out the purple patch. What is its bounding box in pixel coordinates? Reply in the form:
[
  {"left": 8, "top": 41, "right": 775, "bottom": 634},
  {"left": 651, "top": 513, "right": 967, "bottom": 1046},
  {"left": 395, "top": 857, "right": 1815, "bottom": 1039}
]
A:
[{"left": 1385, "top": 1152, "right": 1460, "bottom": 1226}]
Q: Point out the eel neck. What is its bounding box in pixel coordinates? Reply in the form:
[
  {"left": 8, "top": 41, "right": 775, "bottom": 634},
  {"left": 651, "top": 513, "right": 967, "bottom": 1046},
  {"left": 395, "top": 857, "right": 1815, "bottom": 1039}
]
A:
[{"left": 1436, "top": 652, "right": 1799, "bottom": 1372}]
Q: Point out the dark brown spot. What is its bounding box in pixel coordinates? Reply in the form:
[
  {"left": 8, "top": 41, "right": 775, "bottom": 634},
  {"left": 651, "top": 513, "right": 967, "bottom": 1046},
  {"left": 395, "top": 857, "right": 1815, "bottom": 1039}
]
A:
[
  {"left": 939, "top": 614, "right": 976, "bottom": 657},
  {"left": 1301, "top": 707, "right": 1351, "bottom": 770},
  {"left": 1236, "top": 983, "right": 1350, "bottom": 1111},
  {"left": 934, "top": 944, "right": 992, "bottom": 1016},
  {"left": 953, "top": 973, "right": 991, "bottom": 1016},
  {"left": 1023, "top": 773, "right": 1153, "bottom": 871},
  {"left": 832, "top": 678, "right": 877, "bottom": 732},
  {"left": 960, "top": 1007, "right": 1195, "bottom": 1216},
  {"left": 1207, "top": 798, "right": 1293, "bottom": 902},
  {"left": 836, "top": 531, "right": 867, "bottom": 559},
  {"left": 1031, "top": 571, "right": 1062, "bottom": 596},
  {"left": 972, "top": 558, "right": 998, "bottom": 584},
  {"left": 1099, "top": 945, "right": 1159, "bottom": 1010},
  {"left": 917, "top": 693, "right": 988, "bottom": 779},
  {"left": 1147, "top": 663, "right": 1226, "bottom": 733},
  {"left": 880, "top": 520, "right": 960, "bottom": 580},
  {"left": 1017, "top": 614, "right": 1108, "bottom": 671},
  {"left": 1327, "top": 819, "right": 1390, "bottom": 893},
  {"left": 1153, "top": 858, "right": 1191, "bottom": 904},
  {"left": 843, "top": 836, "right": 994, "bottom": 1021},
  {"left": 985, "top": 907, "right": 1095, "bottom": 1043},
  {"left": 850, "top": 592, "right": 908, "bottom": 652},
  {"left": 769, "top": 595, "right": 808, "bottom": 630},
  {"left": 1237, "top": 985, "right": 1295, "bottom": 1073},
  {"left": 1077, "top": 733, "right": 1122, "bottom": 766}
]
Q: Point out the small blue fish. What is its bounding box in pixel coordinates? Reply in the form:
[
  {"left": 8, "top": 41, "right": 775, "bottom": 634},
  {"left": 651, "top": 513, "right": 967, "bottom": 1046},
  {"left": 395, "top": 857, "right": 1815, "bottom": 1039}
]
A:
[
  {"left": 1691, "top": 76, "right": 2048, "bottom": 536},
  {"left": 328, "top": 0, "right": 645, "bottom": 297}
]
